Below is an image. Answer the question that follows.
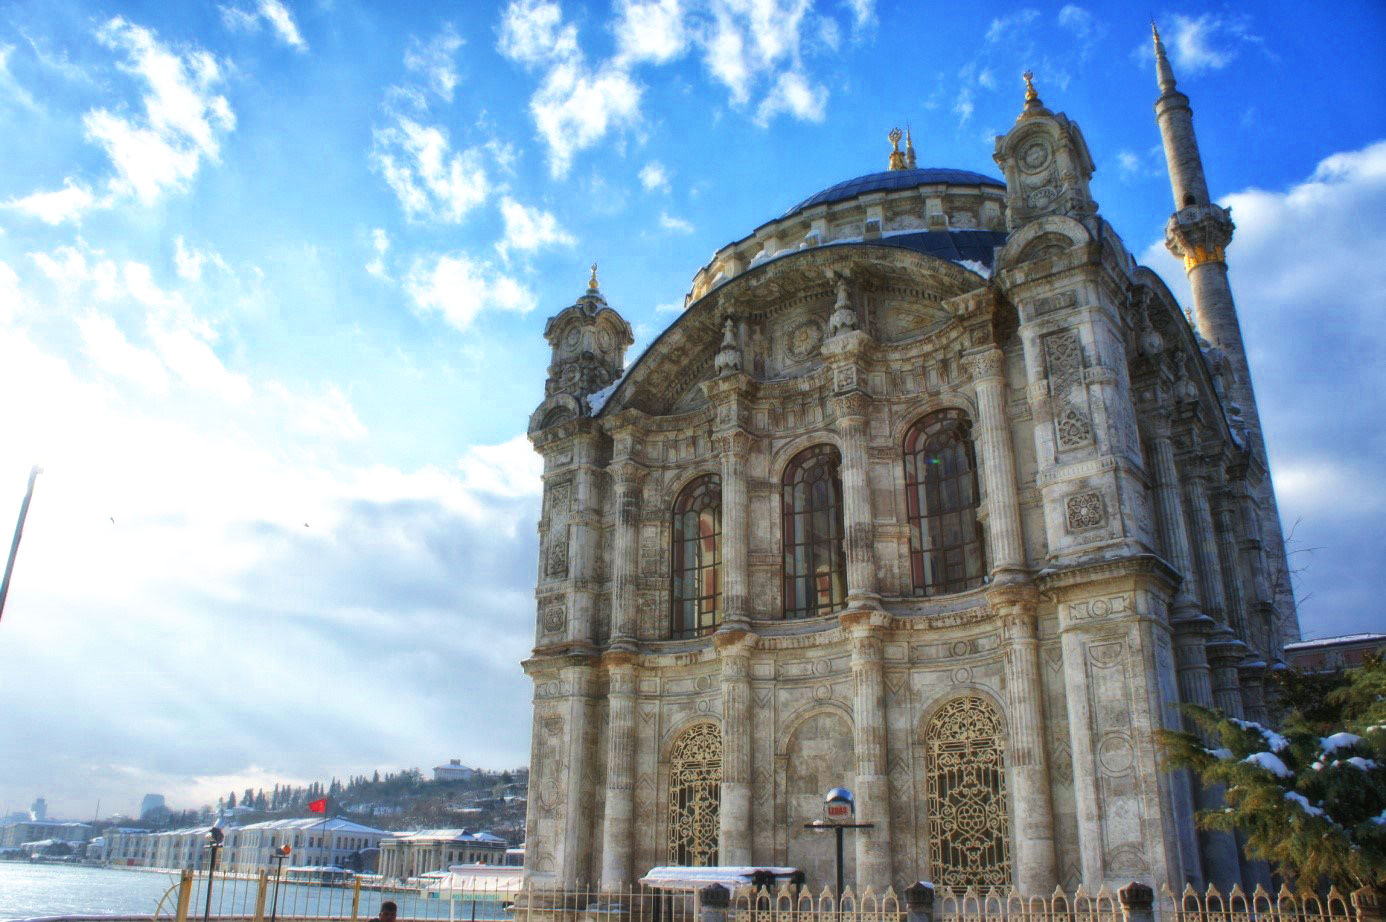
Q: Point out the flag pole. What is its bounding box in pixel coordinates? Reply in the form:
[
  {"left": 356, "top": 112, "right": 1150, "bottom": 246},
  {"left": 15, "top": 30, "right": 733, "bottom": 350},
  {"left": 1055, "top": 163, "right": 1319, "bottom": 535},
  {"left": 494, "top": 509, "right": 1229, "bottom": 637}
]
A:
[{"left": 0, "top": 466, "right": 41, "bottom": 626}]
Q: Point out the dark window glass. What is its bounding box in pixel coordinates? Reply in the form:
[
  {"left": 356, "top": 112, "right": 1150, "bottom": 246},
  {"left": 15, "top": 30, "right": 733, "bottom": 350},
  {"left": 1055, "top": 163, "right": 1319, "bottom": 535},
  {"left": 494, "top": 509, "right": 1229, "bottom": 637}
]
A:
[
  {"left": 781, "top": 445, "right": 846, "bottom": 619},
  {"left": 904, "top": 410, "right": 987, "bottom": 595},
  {"left": 671, "top": 474, "right": 722, "bottom": 638}
]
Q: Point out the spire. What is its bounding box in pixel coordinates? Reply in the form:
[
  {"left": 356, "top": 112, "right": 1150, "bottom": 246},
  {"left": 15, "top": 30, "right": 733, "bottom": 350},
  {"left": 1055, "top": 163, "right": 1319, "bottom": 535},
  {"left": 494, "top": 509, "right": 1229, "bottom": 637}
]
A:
[
  {"left": 887, "top": 127, "right": 907, "bottom": 171},
  {"left": 588, "top": 262, "right": 599, "bottom": 292},
  {"left": 1152, "top": 20, "right": 1177, "bottom": 95},
  {"left": 904, "top": 125, "right": 917, "bottom": 170},
  {"left": 1018, "top": 70, "right": 1049, "bottom": 118}
]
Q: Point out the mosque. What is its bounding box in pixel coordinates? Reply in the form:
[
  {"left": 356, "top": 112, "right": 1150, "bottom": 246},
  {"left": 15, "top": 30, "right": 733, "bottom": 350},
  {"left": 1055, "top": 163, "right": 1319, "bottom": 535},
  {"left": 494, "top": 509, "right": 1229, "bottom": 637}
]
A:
[{"left": 519, "top": 27, "right": 1297, "bottom": 897}]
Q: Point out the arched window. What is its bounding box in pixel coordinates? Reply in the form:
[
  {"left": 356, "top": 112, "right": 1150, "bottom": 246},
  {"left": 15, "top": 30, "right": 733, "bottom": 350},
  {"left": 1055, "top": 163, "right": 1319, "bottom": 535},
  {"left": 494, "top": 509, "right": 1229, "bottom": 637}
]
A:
[
  {"left": 904, "top": 410, "right": 986, "bottom": 595},
  {"left": 925, "top": 695, "right": 1011, "bottom": 888},
  {"left": 782, "top": 445, "right": 847, "bottom": 619},
  {"left": 671, "top": 474, "right": 722, "bottom": 638},
  {"left": 667, "top": 722, "right": 722, "bottom": 867}
]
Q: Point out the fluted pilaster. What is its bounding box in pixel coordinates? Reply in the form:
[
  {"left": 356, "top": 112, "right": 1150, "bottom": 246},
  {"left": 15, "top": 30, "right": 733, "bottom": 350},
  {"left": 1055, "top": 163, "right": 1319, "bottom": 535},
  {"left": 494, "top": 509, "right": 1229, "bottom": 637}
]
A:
[
  {"left": 599, "top": 658, "right": 637, "bottom": 886},
  {"left": 846, "top": 617, "right": 892, "bottom": 887},
  {"left": 718, "top": 430, "right": 752, "bottom": 627},
  {"left": 610, "top": 462, "right": 643, "bottom": 646},
  {"left": 834, "top": 392, "right": 879, "bottom": 606},
  {"left": 717, "top": 636, "right": 753, "bottom": 866},
  {"left": 994, "top": 586, "right": 1057, "bottom": 891},
  {"left": 967, "top": 348, "right": 1026, "bottom": 579}
]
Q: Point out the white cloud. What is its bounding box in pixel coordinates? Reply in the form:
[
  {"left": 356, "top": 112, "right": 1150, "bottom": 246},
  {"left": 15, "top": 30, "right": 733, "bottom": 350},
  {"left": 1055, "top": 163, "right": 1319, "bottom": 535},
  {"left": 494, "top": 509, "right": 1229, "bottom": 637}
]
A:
[
  {"left": 174, "top": 236, "right": 227, "bottom": 282},
  {"left": 755, "top": 70, "right": 826, "bottom": 125},
  {"left": 986, "top": 9, "right": 1039, "bottom": 44},
  {"left": 366, "top": 228, "right": 390, "bottom": 279},
  {"left": 1117, "top": 150, "right": 1141, "bottom": 175},
  {"left": 844, "top": 0, "right": 874, "bottom": 31},
  {"left": 405, "top": 24, "right": 463, "bottom": 101},
  {"left": 497, "top": 197, "right": 576, "bottom": 258},
  {"left": 613, "top": 0, "right": 689, "bottom": 65},
  {"left": 1057, "top": 5, "right": 1094, "bottom": 38},
  {"left": 658, "top": 210, "right": 694, "bottom": 233},
  {"left": 457, "top": 434, "right": 542, "bottom": 499},
  {"left": 0, "top": 43, "right": 41, "bottom": 112},
  {"left": 405, "top": 251, "right": 535, "bottom": 331},
  {"left": 654, "top": 300, "right": 684, "bottom": 314},
  {"left": 498, "top": 0, "right": 579, "bottom": 69},
  {"left": 372, "top": 117, "right": 489, "bottom": 222},
  {"left": 976, "top": 68, "right": 997, "bottom": 90},
  {"left": 83, "top": 17, "right": 236, "bottom": 207},
  {"left": 76, "top": 311, "right": 170, "bottom": 394},
  {"left": 953, "top": 86, "right": 974, "bottom": 126},
  {"left": 1140, "top": 13, "right": 1266, "bottom": 75},
  {"left": 221, "top": 0, "right": 308, "bottom": 50},
  {"left": 639, "top": 160, "right": 670, "bottom": 192},
  {"left": 530, "top": 62, "right": 642, "bottom": 178},
  {"left": 1139, "top": 139, "right": 1386, "bottom": 637},
  {"left": 4, "top": 179, "right": 97, "bottom": 225}
]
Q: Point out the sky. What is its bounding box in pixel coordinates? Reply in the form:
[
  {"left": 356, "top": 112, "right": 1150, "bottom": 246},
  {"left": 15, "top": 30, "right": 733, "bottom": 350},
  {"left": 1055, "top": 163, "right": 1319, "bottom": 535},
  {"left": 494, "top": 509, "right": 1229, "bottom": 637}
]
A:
[{"left": 0, "top": 0, "right": 1383, "bottom": 822}]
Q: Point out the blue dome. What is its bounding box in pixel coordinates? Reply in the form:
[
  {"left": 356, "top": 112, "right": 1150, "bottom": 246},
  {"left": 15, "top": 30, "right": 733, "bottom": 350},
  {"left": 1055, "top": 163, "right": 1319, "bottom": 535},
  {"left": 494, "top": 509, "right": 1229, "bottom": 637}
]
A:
[{"left": 785, "top": 168, "right": 1004, "bottom": 217}]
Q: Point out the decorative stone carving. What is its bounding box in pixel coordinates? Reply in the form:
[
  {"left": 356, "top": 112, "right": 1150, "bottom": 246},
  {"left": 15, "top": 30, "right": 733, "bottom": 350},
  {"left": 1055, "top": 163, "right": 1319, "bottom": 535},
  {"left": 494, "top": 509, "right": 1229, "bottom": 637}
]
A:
[
  {"left": 541, "top": 598, "right": 568, "bottom": 634},
  {"left": 545, "top": 525, "right": 570, "bottom": 577},
  {"left": 787, "top": 318, "right": 824, "bottom": 359},
  {"left": 828, "top": 274, "right": 859, "bottom": 337},
  {"left": 1065, "top": 491, "right": 1105, "bottom": 530},
  {"left": 714, "top": 316, "right": 743, "bottom": 375},
  {"left": 1056, "top": 407, "right": 1093, "bottom": 448}
]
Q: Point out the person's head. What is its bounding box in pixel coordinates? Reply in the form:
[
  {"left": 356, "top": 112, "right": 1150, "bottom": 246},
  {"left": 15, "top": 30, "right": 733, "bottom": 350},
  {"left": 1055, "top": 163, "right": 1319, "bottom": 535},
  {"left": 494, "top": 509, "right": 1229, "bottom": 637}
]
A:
[{"left": 380, "top": 901, "right": 398, "bottom": 922}]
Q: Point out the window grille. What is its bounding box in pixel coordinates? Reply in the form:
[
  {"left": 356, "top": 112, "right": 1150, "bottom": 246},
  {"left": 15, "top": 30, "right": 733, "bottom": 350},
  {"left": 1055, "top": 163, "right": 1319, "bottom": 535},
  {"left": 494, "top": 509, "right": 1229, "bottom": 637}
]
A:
[
  {"left": 667, "top": 722, "right": 722, "bottom": 867},
  {"left": 782, "top": 444, "right": 847, "bottom": 619},
  {"left": 671, "top": 474, "right": 722, "bottom": 637},
  {"left": 904, "top": 410, "right": 986, "bottom": 595},
  {"left": 925, "top": 695, "right": 1012, "bottom": 888}
]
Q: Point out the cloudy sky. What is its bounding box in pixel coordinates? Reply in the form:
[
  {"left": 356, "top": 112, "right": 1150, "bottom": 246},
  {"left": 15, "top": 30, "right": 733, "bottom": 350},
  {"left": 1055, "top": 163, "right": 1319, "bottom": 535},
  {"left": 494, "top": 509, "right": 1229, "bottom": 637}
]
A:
[{"left": 0, "top": 0, "right": 1382, "bottom": 821}]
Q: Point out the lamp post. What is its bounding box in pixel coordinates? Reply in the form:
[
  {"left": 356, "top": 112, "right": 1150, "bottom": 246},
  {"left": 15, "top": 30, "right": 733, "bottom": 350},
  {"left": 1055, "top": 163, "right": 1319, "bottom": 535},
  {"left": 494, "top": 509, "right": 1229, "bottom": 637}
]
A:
[
  {"left": 203, "top": 827, "right": 225, "bottom": 922},
  {"left": 0, "top": 466, "right": 42, "bottom": 626},
  {"left": 803, "top": 787, "right": 873, "bottom": 908},
  {"left": 269, "top": 845, "right": 291, "bottom": 922}
]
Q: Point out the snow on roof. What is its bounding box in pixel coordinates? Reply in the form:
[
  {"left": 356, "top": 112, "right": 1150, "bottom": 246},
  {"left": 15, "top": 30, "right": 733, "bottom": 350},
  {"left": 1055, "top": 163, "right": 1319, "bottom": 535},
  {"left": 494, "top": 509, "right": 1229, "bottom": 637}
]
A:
[
  {"left": 239, "top": 817, "right": 387, "bottom": 834},
  {"left": 1284, "top": 633, "right": 1386, "bottom": 651}
]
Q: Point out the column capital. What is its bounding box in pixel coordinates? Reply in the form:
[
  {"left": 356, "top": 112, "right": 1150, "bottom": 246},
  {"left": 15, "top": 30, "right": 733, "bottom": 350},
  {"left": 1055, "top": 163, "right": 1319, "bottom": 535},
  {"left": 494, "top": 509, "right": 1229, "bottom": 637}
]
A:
[
  {"left": 1165, "top": 202, "right": 1235, "bottom": 271},
  {"left": 964, "top": 346, "right": 1007, "bottom": 383},
  {"left": 832, "top": 390, "right": 871, "bottom": 422},
  {"left": 609, "top": 458, "right": 646, "bottom": 487},
  {"left": 713, "top": 427, "right": 753, "bottom": 460}
]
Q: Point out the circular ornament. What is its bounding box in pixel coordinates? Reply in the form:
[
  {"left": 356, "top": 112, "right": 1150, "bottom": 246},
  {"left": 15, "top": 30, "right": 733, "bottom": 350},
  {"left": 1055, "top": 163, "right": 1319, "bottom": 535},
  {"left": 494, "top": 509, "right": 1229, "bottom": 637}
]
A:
[
  {"left": 1020, "top": 139, "right": 1051, "bottom": 173},
  {"left": 597, "top": 329, "right": 614, "bottom": 351},
  {"left": 563, "top": 327, "right": 581, "bottom": 351}
]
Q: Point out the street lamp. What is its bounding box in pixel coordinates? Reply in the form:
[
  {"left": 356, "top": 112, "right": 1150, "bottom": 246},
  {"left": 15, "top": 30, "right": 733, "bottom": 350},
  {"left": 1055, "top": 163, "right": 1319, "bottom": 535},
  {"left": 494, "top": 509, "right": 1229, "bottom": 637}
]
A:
[
  {"left": 804, "top": 787, "right": 873, "bottom": 908},
  {"left": 203, "top": 826, "right": 225, "bottom": 922},
  {"left": 270, "top": 844, "right": 291, "bottom": 922}
]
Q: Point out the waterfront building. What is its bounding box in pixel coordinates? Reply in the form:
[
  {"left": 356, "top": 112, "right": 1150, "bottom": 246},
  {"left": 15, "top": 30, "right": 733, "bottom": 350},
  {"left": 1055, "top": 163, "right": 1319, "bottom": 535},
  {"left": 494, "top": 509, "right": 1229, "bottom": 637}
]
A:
[
  {"left": 225, "top": 817, "right": 388, "bottom": 873},
  {"left": 101, "top": 828, "right": 152, "bottom": 866},
  {"left": 1283, "top": 633, "right": 1386, "bottom": 674},
  {"left": 0, "top": 821, "right": 92, "bottom": 848},
  {"left": 377, "top": 829, "right": 509, "bottom": 880},
  {"left": 521, "top": 31, "right": 1298, "bottom": 896}
]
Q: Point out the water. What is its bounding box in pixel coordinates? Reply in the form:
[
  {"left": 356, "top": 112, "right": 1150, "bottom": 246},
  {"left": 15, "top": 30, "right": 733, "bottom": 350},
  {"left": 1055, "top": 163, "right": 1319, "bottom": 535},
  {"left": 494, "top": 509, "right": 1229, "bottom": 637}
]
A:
[
  {"left": 0, "top": 864, "right": 184, "bottom": 919},
  {"left": 0, "top": 863, "right": 516, "bottom": 922}
]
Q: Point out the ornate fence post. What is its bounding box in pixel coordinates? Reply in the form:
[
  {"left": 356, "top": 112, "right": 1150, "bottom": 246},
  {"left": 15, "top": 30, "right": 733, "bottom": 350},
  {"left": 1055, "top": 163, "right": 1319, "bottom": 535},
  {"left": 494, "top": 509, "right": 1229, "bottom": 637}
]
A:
[
  {"left": 174, "top": 869, "right": 194, "bottom": 922},
  {"left": 1352, "top": 888, "right": 1382, "bottom": 922},
  {"left": 702, "top": 884, "right": 731, "bottom": 922},
  {"left": 1120, "top": 883, "right": 1155, "bottom": 922},
  {"left": 351, "top": 875, "right": 363, "bottom": 921},
  {"left": 906, "top": 882, "right": 935, "bottom": 922},
  {"left": 252, "top": 870, "right": 269, "bottom": 922}
]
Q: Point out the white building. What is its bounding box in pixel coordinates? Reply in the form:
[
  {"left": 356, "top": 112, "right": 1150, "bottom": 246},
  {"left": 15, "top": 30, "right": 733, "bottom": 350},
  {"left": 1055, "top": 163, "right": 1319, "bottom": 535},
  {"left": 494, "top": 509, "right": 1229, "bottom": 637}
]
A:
[
  {"left": 434, "top": 760, "right": 478, "bottom": 782},
  {"left": 377, "top": 829, "right": 509, "bottom": 880},
  {"left": 225, "top": 817, "right": 388, "bottom": 873}
]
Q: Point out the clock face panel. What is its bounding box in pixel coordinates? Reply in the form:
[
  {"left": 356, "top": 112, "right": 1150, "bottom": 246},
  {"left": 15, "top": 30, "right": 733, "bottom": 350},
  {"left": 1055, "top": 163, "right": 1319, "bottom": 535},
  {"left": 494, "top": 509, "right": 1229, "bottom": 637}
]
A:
[
  {"left": 597, "top": 329, "right": 614, "bottom": 352},
  {"left": 563, "top": 327, "right": 582, "bottom": 352},
  {"left": 1020, "top": 138, "right": 1052, "bottom": 173}
]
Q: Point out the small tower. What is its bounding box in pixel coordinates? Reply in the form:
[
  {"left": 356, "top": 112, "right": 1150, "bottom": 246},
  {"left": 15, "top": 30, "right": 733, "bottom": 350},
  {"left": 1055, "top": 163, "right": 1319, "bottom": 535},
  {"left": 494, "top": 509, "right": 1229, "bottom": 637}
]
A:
[
  {"left": 992, "top": 71, "right": 1098, "bottom": 230},
  {"left": 530, "top": 264, "right": 634, "bottom": 431}
]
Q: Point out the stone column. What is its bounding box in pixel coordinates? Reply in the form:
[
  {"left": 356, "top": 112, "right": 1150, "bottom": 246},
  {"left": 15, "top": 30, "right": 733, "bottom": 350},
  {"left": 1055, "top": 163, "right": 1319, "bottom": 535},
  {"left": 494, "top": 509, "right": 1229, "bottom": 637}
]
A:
[
  {"left": 834, "top": 391, "right": 880, "bottom": 606},
  {"left": 1239, "top": 662, "right": 1269, "bottom": 725},
  {"left": 599, "top": 656, "right": 637, "bottom": 887},
  {"left": 846, "top": 615, "right": 892, "bottom": 888},
  {"left": 967, "top": 348, "right": 1027, "bottom": 581},
  {"left": 717, "top": 635, "right": 754, "bottom": 866},
  {"left": 610, "top": 462, "right": 643, "bottom": 647},
  {"left": 1148, "top": 429, "right": 1240, "bottom": 890},
  {"left": 993, "top": 585, "right": 1057, "bottom": 892},
  {"left": 560, "top": 661, "right": 597, "bottom": 885},
  {"left": 718, "top": 430, "right": 752, "bottom": 628},
  {"left": 1183, "top": 471, "right": 1229, "bottom": 628},
  {"left": 1213, "top": 503, "right": 1249, "bottom": 641}
]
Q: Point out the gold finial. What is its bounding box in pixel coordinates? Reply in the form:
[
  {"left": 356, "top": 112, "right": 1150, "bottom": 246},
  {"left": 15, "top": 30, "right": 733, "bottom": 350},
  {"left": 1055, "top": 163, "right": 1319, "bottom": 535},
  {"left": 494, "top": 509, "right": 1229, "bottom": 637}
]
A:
[
  {"left": 1151, "top": 19, "right": 1161, "bottom": 43},
  {"left": 588, "top": 262, "right": 599, "bottom": 291},
  {"left": 1023, "top": 70, "right": 1037, "bottom": 102},
  {"left": 887, "top": 127, "right": 906, "bottom": 171},
  {"left": 904, "top": 125, "right": 917, "bottom": 170}
]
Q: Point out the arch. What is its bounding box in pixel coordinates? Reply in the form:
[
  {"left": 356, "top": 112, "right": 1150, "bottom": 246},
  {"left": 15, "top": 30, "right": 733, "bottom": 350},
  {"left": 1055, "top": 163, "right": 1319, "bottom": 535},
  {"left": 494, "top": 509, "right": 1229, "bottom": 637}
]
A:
[
  {"left": 666, "top": 721, "right": 722, "bottom": 867},
  {"left": 781, "top": 444, "right": 847, "bottom": 620},
  {"left": 782, "top": 708, "right": 856, "bottom": 887},
  {"left": 994, "top": 214, "right": 1091, "bottom": 271},
  {"left": 904, "top": 409, "right": 987, "bottom": 596},
  {"left": 923, "top": 694, "right": 1012, "bottom": 888},
  {"left": 671, "top": 473, "right": 723, "bottom": 638}
]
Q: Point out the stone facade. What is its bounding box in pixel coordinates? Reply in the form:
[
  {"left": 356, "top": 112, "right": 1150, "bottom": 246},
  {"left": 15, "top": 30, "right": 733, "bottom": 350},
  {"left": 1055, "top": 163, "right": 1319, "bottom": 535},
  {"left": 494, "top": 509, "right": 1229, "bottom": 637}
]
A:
[{"left": 520, "top": 41, "right": 1297, "bottom": 899}]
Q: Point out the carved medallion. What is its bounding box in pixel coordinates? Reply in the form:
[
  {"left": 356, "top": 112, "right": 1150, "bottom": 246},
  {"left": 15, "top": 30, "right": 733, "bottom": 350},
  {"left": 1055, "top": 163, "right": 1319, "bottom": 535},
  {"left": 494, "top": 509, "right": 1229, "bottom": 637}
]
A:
[{"left": 786, "top": 319, "right": 824, "bottom": 359}]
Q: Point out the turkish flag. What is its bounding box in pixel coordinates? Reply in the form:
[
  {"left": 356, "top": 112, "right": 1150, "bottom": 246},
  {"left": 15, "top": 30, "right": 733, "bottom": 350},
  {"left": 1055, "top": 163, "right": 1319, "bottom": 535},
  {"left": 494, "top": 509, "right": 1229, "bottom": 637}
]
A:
[{"left": 308, "top": 798, "right": 327, "bottom": 814}]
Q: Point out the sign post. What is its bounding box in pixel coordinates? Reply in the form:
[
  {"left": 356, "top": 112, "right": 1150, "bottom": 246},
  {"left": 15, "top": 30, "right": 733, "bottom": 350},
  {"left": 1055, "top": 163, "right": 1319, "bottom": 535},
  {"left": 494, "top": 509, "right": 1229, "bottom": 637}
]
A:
[{"left": 804, "top": 787, "right": 874, "bottom": 908}]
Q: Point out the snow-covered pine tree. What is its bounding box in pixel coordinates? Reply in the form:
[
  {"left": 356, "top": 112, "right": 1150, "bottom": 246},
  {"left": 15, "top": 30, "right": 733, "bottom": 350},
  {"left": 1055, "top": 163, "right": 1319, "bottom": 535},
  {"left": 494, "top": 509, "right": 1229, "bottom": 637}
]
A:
[{"left": 1159, "top": 655, "right": 1386, "bottom": 894}]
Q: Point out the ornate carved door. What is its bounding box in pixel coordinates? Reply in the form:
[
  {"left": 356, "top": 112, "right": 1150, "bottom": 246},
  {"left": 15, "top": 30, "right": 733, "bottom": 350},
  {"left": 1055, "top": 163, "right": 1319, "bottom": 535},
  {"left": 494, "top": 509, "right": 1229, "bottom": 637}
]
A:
[
  {"left": 667, "top": 722, "right": 722, "bottom": 866},
  {"left": 925, "top": 696, "right": 1012, "bottom": 888}
]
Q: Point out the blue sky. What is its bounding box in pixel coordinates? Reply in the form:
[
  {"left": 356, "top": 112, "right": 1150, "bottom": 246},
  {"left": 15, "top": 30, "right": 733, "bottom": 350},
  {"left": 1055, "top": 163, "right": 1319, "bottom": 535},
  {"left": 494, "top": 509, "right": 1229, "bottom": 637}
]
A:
[{"left": 0, "top": 0, "right": 1383, "bottom": 820}]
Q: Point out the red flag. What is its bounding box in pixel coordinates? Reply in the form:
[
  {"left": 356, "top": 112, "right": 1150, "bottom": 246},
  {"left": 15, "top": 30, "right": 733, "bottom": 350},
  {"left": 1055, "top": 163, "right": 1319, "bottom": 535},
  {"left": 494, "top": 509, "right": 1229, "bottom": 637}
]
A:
[{"left": 308, "top": 798, "right": 327, "bottom": 814}]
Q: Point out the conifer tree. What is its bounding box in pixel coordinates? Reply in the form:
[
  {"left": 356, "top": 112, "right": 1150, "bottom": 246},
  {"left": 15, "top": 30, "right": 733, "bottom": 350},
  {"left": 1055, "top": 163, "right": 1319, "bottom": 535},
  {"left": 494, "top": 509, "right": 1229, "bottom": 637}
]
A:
[{"left": 1159, "top": 656, "right": 1386, "bottom": 893}]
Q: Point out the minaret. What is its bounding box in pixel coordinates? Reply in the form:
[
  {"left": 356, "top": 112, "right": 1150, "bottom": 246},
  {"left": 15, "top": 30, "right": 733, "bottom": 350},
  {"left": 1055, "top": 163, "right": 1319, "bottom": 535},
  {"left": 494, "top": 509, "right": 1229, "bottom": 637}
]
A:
[{"left": 1152, "top": 22, "right": 1260, "bottom": 450}]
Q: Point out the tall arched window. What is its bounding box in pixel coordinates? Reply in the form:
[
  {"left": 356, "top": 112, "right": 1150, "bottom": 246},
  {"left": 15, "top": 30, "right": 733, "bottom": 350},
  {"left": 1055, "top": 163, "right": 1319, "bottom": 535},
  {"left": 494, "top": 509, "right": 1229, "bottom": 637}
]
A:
[
  {"left": 782, "top": 444, "right": 847, "bottom": 619},
  {"left": 904, "top": 410, "right": 986, "bottom": 595},
  {"left": 667, "top": 722, "right": 722, "bottom": 866},
  {"left": 671, "top": 474, "right": 722, "bottom": 638},
  {"left": 925, "top": 695, "right": 1011, "bottom": 888}
]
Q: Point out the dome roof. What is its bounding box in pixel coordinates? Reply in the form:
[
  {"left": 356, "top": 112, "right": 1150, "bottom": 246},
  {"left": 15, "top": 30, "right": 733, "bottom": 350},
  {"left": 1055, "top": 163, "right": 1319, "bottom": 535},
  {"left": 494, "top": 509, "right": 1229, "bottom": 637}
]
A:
[{"left": 784, "top": 167, "right": 1005, "bottom": 218}]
